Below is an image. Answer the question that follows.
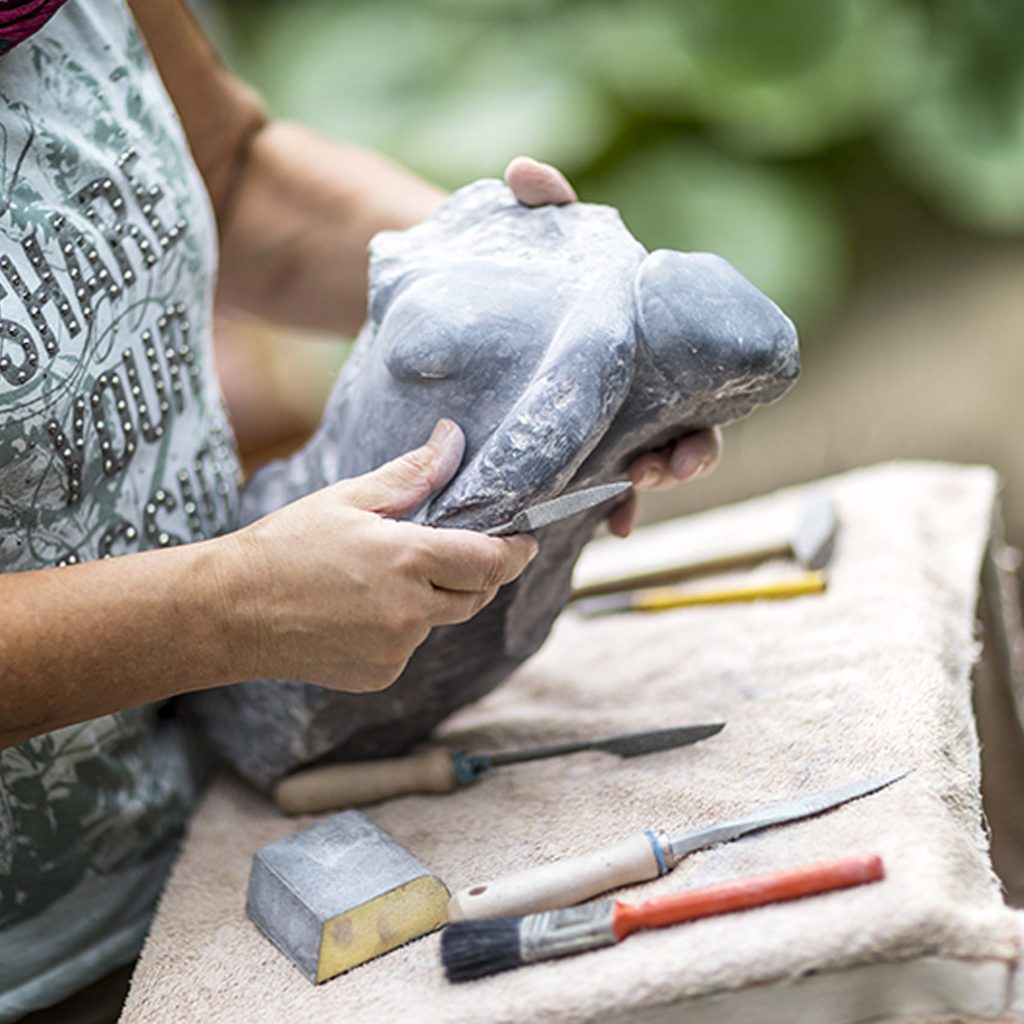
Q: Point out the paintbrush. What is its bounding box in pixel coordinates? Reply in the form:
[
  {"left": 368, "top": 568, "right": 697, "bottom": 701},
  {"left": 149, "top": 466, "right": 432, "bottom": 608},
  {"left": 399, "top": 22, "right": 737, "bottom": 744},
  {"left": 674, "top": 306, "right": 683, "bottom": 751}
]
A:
[{"left": 441, "top": 852, "right": 884, "bottom": 982}]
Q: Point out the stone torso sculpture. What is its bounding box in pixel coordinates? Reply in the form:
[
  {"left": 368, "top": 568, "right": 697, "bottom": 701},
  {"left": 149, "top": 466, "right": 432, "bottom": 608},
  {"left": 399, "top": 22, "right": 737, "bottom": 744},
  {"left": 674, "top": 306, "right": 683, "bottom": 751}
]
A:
[{"left": 188, "top": 180, "right": 800, "bottom": 789}]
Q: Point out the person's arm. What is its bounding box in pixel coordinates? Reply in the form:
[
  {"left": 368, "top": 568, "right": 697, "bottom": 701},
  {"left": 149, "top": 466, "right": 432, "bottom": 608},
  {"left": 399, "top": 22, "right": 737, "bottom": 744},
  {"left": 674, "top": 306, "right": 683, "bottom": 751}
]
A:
[{"left": 0, "top": 424, "right": 536, "bottom": 749}]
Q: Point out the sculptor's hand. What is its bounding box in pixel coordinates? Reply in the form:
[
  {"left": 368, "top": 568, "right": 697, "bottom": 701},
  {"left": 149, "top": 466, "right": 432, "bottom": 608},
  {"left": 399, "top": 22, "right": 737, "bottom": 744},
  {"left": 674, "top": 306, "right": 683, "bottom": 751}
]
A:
[
  {"left": 221, "top": 419, "right": 537, "bottom": 691},
  {"left": 504, "top": 155, "right": 723, "bottom": 537}
]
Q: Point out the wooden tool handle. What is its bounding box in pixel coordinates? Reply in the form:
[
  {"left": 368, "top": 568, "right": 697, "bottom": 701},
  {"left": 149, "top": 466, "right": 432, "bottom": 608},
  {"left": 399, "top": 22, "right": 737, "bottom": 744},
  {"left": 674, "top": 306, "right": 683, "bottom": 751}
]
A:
[
  {"left": 633, "top": 571, "right": 827, "bottom": 611},
  {"left": 570, "top": 541, "right": 789, "bottom": 601},
  {"left": 272, "top": 748, "right": 458, "bottom": 815},
  {"left": 446, "top": 831, "right": 662, "bottom": 921},
  {"left": 614, "top": 852, "right": 884, "bottom": 938}
]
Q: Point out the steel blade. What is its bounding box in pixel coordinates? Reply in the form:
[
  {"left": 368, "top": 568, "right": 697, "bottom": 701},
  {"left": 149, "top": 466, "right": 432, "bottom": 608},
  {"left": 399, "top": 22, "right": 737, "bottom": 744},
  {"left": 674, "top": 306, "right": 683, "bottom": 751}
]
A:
[
  {"left": 473, "top": 722, "right": 725, "bottom": 772},
  {"left": 485, "top": 481, "right": 632, "bottom": 537},
  {"left": 668, "top": 769, "right": 911, "bottom": 861},
  {"left": 793, "top": 492, "right": 838, "bottom": 570},
  {"left": 587, "top": 722, "right": 726, "bottom": 758}
]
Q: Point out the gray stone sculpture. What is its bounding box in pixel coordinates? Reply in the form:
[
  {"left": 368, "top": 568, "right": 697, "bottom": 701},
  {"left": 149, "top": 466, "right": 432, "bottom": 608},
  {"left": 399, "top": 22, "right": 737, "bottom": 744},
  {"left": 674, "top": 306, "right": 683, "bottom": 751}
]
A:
[{"left": 188, "top": 179, "right": 800, "bottom": 789}]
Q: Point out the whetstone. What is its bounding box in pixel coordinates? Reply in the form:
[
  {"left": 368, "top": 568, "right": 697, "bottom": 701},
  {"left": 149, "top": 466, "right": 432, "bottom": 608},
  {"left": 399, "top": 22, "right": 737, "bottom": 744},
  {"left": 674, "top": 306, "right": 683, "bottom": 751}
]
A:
[{"left": 246, "top": 811, "right": 449, "bottom": 983}]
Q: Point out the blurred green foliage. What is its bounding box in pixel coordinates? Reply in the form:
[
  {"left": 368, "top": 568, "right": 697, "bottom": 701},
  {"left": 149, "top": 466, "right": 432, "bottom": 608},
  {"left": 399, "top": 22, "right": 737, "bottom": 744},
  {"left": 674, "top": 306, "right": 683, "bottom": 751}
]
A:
[{"left": 214, "top": 0, "right": 1024, "bottom": 332}]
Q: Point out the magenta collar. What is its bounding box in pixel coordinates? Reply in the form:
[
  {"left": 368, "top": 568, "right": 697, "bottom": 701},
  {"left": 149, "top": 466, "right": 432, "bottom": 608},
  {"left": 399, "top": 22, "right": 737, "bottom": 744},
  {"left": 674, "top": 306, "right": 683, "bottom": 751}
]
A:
[{"left": 0, "top": 0, "right": 71, "bottom": 54}]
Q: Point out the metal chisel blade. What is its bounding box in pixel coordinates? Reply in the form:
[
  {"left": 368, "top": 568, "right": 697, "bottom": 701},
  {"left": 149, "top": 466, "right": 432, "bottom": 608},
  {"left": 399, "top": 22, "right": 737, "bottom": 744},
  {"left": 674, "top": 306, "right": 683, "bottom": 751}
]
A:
[
  {"left": 668, "top": 768, "right": 911, "bottom": 861},
  {"left": 485, "top": 481, "right": 632, "bottom": 536},
  {"left": 480, "top": 722, "right": 726, "bottom": 770}
]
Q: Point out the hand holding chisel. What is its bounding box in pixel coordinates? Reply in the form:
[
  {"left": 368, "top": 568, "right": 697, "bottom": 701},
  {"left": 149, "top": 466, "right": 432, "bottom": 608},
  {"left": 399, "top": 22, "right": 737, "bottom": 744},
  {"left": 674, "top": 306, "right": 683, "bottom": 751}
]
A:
[
  {"left": 273, "top": 723, "right": 724, "bottom": 814},
  {"left": 446, "top": 769, "right": 908, "bottom": 921}
]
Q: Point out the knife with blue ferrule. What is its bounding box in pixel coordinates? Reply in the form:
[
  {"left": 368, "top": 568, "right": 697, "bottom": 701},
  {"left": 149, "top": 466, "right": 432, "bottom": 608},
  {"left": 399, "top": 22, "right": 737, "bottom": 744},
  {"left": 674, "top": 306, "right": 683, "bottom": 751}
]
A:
[{"left": 446, "top": 769, "right": 911, "bottom": 921}]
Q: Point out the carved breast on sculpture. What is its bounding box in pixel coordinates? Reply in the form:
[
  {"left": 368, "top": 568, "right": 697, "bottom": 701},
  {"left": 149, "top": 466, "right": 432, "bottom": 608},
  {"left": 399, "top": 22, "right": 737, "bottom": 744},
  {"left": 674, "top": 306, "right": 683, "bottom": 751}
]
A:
[{"left": 188, "top": 180, "right": 800, "bottom": 788}]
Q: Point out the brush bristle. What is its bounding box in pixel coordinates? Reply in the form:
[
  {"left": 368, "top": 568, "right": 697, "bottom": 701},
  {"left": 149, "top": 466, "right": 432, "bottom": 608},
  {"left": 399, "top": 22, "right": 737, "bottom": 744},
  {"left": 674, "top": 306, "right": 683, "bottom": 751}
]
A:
[{"left": 441, "top": 917, "right": 523, "bottom": 982}]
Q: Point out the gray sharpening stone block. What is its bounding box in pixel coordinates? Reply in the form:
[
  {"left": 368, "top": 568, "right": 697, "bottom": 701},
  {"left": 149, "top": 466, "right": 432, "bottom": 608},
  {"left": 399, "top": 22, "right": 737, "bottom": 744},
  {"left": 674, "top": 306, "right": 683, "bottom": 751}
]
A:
[{"left": 246, "top": 811, "right": 450, "bottom": 983}]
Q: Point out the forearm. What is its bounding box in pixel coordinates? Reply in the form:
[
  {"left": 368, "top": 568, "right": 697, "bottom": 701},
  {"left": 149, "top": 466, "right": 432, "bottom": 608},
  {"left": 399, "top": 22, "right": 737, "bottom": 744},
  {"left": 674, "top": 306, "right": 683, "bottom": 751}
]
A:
[
  {"left": 0, "top": 540, "right": 247, "bottom": 747},
  {"left": 1, "top": 426, "right": 536, "bottom": 749},
  {"left": 216, "top": 125, "right": 445, "bottom": 333}
]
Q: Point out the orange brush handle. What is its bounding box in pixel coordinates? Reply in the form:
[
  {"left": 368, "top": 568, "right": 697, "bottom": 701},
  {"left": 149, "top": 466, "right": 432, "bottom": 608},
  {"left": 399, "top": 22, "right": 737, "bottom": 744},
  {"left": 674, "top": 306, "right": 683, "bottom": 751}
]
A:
[{"left": 612, "top": 853, "right": 884, "bottom": 940}]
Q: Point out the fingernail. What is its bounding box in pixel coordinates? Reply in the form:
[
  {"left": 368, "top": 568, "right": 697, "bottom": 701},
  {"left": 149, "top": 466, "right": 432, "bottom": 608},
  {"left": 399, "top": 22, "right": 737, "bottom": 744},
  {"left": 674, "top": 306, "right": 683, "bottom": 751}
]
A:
[
  {"left": 637, "top": 466, "right": 662, "bottom": 489},
  {"left": 425, "top": 419, "right": 465, "bottom": 485},
  {"left": 429, "top": 418, "right": 457, "bottom": 446},
  {"left": 671, "top": 449, "right": 710, "bottom": 482}
]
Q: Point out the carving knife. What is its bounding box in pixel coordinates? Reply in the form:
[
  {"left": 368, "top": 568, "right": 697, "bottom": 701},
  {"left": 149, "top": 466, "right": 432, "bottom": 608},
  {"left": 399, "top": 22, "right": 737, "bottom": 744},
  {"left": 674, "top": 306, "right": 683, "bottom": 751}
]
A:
[
  {"left": 273, "top": 722, "right": 725, "bottom": 815},
  {"left": 446, "top": 769, "right": 910, "bottom": 921},
  {"left": 485, "top": 481, "right": 633, "bottom": 536}
]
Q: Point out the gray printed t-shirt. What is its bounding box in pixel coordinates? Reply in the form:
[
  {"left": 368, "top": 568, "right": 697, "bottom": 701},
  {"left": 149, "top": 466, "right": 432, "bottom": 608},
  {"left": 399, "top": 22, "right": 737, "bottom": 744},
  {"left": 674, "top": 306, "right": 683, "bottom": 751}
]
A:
[{"left": 0, "top": 2, "right": 240, "bottom": 1017}]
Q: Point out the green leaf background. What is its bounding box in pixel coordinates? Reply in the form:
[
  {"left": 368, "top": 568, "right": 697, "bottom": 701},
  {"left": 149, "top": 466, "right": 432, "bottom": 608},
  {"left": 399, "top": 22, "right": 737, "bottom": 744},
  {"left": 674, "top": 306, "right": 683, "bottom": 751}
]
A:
[{"left": 208, "top": 0, "right": 1024, "bottom": 336}]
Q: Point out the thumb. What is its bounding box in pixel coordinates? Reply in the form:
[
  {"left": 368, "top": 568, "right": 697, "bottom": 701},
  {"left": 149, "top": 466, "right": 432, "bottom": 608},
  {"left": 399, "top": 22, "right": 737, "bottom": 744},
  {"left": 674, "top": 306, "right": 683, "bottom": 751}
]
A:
[
  {"left": 505, "top": 155, "right": 576, "bottom": 207},
  {"left": 341, "top": 419, "right": 466, "bottom": 517}
]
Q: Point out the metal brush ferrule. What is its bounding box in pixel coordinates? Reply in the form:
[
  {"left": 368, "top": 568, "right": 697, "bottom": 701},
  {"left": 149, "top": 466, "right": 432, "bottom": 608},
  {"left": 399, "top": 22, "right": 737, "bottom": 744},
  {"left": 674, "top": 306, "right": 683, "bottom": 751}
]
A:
[{"left": 519, "top": 901, "right": 617, "bottom": 963}]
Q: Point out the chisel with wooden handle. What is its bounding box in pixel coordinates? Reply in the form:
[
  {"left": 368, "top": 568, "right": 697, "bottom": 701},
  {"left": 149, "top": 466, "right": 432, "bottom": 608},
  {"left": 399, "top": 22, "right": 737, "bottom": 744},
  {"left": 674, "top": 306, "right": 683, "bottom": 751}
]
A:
[
  {"left": 273, "top": 722, "right": 725, "bottom": 814},
  {"left": 446, "top": 769, "right": 909, "bottom": 921}
]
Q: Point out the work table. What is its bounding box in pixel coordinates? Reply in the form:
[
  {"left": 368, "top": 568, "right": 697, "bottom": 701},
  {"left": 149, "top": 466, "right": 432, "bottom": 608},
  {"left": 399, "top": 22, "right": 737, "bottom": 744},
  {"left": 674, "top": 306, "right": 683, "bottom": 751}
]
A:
[{"left": 120, "top": 462, "right": 1024, "bottom": 1024}]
